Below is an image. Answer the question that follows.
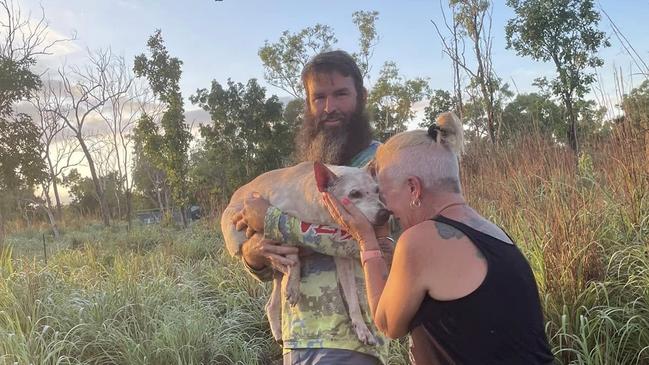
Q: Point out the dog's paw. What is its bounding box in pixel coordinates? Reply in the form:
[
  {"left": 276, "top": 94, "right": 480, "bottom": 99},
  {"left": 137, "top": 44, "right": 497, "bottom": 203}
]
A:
[
  {"left": 352, "top": 320, "right": 377, "bottom": 346},
  {"left": 286, "top": 284, "right": 300, "bottom": 306}
]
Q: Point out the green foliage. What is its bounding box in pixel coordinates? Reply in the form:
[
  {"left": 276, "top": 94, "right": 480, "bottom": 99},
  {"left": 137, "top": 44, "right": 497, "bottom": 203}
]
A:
[
  {"left": 351, "top": 10, "right": 380, "bottom": 80},
  {"left": 62, "top": 169, "right": 124, "bottom": 218},
  {"left": 0, "top": 113, "right": 46, "bottom": 191},
  {"left": 462, "top": 77, "right": 513, "bottom": 141},
  {"left": 0, "top": 57, "right": 41, "bottom": 116},
  {"left": 131, "top": 113, "right": 169, "bottom": 211},
  {"left": 0, "top": 32, "right": 47, "bottom": 237},
  {"left": 420, "top": 89, "right": 457, "bottom": 128},
  {"left": 505, "top": 0, "right": 610, "bottom": 151},
  {"left": 501, "top": 92, "right": 565, "bottom": 140},
  {"left": 134, "top": 30, "right": 192, "bottom": 224},
  {"left": 258, "top": 25, "right": 337, "bottom": 99},
  {"left": 621, "top": 79, "right": 649, "bottom": 130},
  {"left": 190, "top": 79, "right": 293, "bottom": 203},
  {"left": 449, "top": 0, "right": 490, "bottom": 41},
  {"left": 133, "top": 31, "right": 182, "bottom": 104},
  {"left": 368, "top": 61, "right": 430, "bottom": 141}
]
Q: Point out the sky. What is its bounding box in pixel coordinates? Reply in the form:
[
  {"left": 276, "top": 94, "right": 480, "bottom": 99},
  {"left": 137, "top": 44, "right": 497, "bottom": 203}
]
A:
[{"left": 18, "top": 0, "right": 649, "bottom": 120}]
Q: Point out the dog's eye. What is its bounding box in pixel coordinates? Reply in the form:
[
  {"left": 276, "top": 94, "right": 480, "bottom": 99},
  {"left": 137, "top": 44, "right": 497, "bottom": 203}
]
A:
[{"left": 349, "top": 190, "right": 363, "bottom": 199}]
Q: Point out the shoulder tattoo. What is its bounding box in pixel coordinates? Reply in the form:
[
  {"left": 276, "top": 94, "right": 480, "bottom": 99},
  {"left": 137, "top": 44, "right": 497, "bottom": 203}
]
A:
[{"left": 435, "top": 222, "right": 464, "bottom": 240}]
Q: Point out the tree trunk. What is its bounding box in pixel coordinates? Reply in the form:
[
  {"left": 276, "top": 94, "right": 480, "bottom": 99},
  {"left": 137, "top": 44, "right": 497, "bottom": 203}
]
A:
[
  {"left": 0, "top": 210, "right": 5, "bottom": 253},
  {"left": 46, "top": 155, "right": 63, "bottom": 220},
  {"left": 115, "top": 187, "right": 122, "bottom": 220},
  {"left": 52, "top": 177, "right": 63, "bottom": 219},
  {"left": 126, "top": 189, "right": 133, "bottom": 231},
  {"left": 564, "top": 94, "right": 579, "bottom": 153},
  {"left": 78, "top": 136, "right": 111, "bottom": 227},
  {"left": 164, "top": 187, "right": 170, "bottom": 218},
  {"left": 470, "top": 14, "right": 496, "bottom": 144},
  {"left": 41, "top": 184, "right": 60, "bottom": 239},
  {"left": 452, "top": 9, "right": 464, "bottom": 119},
  {"left": 180, "top": 204, "right": 188, "bottom": 228}
]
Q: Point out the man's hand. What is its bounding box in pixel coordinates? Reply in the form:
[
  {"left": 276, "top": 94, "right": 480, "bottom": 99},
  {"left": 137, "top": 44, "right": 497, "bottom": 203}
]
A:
[
  {"left": 232, "top": 192, "right": 271, "bottom": 237},
  {"left": 242, "top": 233, "right": 299, "bottom": 273}
]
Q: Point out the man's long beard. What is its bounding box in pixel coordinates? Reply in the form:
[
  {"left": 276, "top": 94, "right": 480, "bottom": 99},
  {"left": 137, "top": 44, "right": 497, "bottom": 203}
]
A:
[{"left": 294, "top": 104, "right": 372, "bottom": 165}]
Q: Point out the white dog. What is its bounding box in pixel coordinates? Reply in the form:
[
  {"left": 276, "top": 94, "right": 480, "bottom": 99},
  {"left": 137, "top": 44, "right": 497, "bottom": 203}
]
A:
[{"left": 221, "top": 161, "right": 390, "bottom": 345}]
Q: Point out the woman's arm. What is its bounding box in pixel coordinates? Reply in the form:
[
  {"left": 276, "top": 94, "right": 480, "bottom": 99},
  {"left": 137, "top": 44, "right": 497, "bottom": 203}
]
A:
[
  {"left": 372, "top": 227, "right": 428, "bottom": 338},
  {"left": 321, "top": 192, "right": 428, "bottom": 338}
]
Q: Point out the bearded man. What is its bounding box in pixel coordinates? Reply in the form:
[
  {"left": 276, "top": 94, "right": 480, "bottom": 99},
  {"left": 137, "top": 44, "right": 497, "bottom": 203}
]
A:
[{"left": 227, "top": 50, "right": 391, "bottom": 365}]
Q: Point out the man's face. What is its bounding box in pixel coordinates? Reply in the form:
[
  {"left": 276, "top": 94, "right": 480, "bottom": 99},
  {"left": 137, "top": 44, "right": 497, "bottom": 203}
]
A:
[
  {"left": 305, "top": 71, "right": 359, "bottom": 130},
  {"left": 295, "top": 70, "right": 371, "bottom": 165}
]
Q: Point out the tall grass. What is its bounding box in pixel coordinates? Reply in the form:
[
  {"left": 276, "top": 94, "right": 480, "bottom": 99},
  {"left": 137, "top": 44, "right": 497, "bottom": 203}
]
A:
[
  {"left": 462, "top": 123, "right": 648, "bottom": 364},
  {"left": 1, "top": 124, "right": 648, "bottom": 364},
  {"left": 1, "top": 223, "right": 280, "bottom": 364}
]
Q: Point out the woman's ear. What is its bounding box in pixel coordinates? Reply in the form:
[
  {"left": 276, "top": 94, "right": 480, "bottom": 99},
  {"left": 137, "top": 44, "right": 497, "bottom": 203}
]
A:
[{"left": 407, "top": 176, "right": 424, "bottom": 199}]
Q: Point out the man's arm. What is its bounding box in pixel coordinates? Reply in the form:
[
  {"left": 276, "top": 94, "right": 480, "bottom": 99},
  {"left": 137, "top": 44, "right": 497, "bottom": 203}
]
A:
[
  {"left": 239, "top": 235, "right": 274, "bottom": 282},
  {"left": 264, "top": 206, "right": 396, "bottom": 260},
  {"left": 221, "top": 204, "right": 295, "bottom": 282}
]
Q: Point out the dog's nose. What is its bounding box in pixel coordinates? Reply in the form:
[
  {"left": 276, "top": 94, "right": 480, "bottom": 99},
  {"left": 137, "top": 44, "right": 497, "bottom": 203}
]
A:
[{"left": 375, "top": 209, "right": 392, "bottom": 226}]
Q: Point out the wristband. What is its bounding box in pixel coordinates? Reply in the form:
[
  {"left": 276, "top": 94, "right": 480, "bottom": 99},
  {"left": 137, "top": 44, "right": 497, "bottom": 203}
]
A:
[{"left": 360, "top": 249, "right": 383, "bottom": 266}]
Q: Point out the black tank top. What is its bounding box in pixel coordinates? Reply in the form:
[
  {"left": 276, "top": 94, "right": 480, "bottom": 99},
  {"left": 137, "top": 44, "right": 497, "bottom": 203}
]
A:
[{"left": 408, "top": 216, "right": 554, "bottom": 365}]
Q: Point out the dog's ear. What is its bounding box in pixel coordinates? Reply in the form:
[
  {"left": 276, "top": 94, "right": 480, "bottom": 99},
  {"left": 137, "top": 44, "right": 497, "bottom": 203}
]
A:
[{"left": 314, "top": 162, "right": 339, "bottom": 192}]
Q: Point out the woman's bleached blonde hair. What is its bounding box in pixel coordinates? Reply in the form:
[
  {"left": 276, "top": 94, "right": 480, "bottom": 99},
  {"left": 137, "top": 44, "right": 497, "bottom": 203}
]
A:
[{"left": 375, "top": 112, "right": 464, "bottom": 193}]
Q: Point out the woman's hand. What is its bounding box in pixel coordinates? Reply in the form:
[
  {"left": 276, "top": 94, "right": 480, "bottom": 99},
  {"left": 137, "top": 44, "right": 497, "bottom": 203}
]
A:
[
  {"left": 232, "top": 192, "right": 270, "bottom": 237},
  {"left": 321, "top": 192, "right": 376, "bottom": 249}
]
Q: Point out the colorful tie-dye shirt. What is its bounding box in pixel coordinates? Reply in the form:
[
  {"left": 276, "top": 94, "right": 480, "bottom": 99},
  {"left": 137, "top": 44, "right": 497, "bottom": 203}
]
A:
[{"left": 242, "top": 140, "right": 390, "bottom": 363}]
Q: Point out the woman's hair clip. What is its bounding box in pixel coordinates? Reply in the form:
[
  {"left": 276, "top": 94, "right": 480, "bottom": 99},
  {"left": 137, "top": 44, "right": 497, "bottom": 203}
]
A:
[{"left": 427, "top": 123, "right": 440, "bottom": 141}]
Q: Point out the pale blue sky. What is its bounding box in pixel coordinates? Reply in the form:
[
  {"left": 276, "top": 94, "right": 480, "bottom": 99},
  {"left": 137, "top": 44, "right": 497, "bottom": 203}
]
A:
[{"left": 20, "top": 0, "right": 649, "bottom": 117}]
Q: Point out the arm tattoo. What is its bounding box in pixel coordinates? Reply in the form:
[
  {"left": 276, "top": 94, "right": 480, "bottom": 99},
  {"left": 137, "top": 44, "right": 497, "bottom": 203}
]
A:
[{"left": 435, "top": 222, "right": 464, "bottom": 240}]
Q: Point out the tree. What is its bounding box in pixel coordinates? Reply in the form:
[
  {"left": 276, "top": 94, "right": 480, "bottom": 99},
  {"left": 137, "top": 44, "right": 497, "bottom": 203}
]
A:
[
  {"left": 462, "top": 77, "right": 513, "bottom": 141},
  {"left": 132, "top": 113, "right": 169, "bottom": 216},
  {"left": 501, "top": 92, "right": 564, "bottom": 140},
  {"left": 432, "top": 1, "right": 466, "bottom": 119},
  {"left": 420, "top": 89, "right": 457, "bottom": 128},
  {"left": 134, "top": 30, "right": 192, "bottom": 227},
  {"left": 30, "top": 83, "right": 84, "bottom": 237},
  {"left": 49, "top": 50, "right": 132, "bottom": 227},
  {"left": 98, "top": 64, "right": 152, "bottom": 230},
  {"left": 505, "top": 0, "right": 610, "bottom": 153},
  {"left": 62, "top": 168, "right": 123, "bottom": 218},
  {"left": 621, "top": 79, "right": 649, "bottom": 131},
  {"left": 258, "top": 25, "right": 337, "bottom": 99},
  {"left": 190, "top": 78, "right": 293, "bottom": 203},
  {"left": 351, "top": 10, "right": 380, "bottom": 81},
  {"left": 0, "top": 0, "right": 60, "bottom": 245},
  {"left": 368, "top": 61, "right": 430, "bottom": 141},
  {"left": 444, "top": 0, "right": 500, "bottom": 143},
  {"left": 259, "top": 10, "right": 380, "bottom": 99}
]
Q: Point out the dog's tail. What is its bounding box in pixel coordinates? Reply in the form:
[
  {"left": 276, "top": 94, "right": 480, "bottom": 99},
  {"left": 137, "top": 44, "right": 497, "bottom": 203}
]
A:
[{"left": 435, "top": 112, "right": 464, "bottom": 156}]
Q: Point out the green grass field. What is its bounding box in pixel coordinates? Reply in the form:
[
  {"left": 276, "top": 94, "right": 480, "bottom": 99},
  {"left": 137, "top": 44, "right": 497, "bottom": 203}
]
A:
[{"left": 1, "top": 134, "right": 648, "bottom": 364}]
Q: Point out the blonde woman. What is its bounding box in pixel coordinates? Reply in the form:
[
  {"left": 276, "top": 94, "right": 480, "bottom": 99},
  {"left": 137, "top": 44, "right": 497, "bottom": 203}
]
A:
[{"left": 322, "top": 113, "right": 554, "bottom": 364}]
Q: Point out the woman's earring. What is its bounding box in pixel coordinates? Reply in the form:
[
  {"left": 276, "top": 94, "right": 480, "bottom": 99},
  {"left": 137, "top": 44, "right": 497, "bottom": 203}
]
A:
[{"left": 409, "top": 198, "right": 421, "bottom": 209}]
